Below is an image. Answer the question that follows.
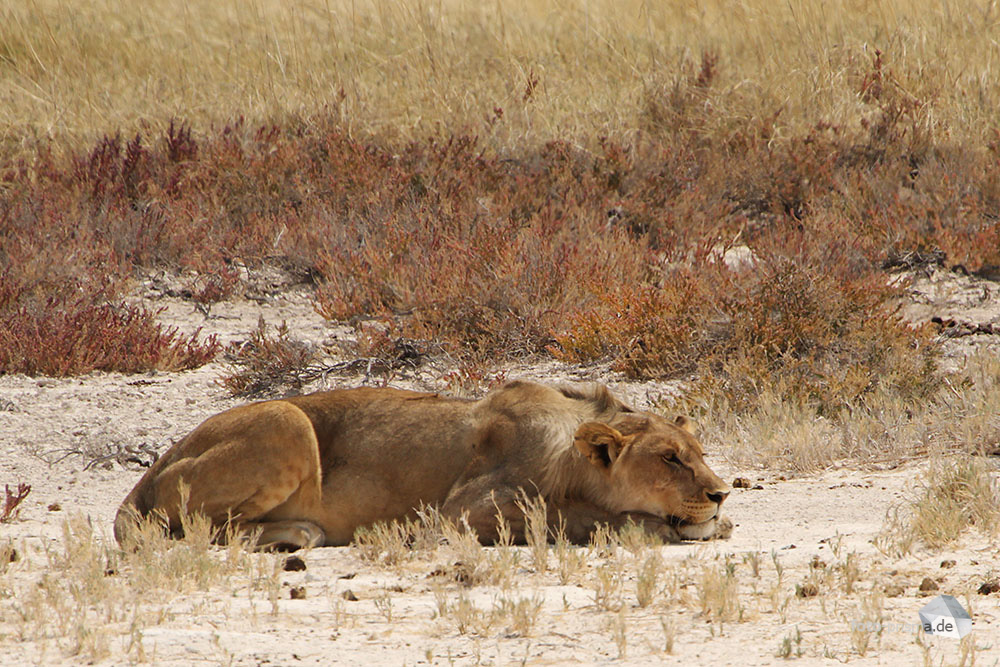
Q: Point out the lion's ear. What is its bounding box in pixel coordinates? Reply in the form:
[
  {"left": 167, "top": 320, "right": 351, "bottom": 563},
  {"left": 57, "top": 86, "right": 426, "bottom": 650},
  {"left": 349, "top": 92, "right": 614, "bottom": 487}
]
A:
[
  {"left": 573, "top": 422, "right": 627, "bottom": 472},
  {"left": 674, "top": 415, "right": 698, "bottom": 435}
]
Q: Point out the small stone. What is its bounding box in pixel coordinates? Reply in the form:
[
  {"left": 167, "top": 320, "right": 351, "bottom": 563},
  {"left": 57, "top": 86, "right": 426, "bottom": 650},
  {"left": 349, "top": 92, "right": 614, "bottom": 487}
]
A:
[
  {"left": 940, "top": 559, "right": 956, "bottom": 569},
  {"left": 796, "top": 582, "right": 819, "bottom": 598},
  {"left": 810, "top": 556, "right": 827, "bottom": 570},
  {"left": 884, "top": 584, "right": 905, "bottom": 598},
  {"left": 289, "top": 586, "right": 306, "bottom": 600},
  {"left": 977, "top": 580, "right": 1000, "bottom": 595},
  {"left": 342, "top": 589, "right": 358, "bottom": 601},
  {"left": 47, "top": 503, "right": 61, "bottom": 512},
  {"left": 283, "top": 555, "right": 307, "bottom": 572},
  {"left": 919, "top": 577, "right": 939, "bottom": 593},
  {"left": 732, "top": 477, "right": 751, "bottom": 489}
]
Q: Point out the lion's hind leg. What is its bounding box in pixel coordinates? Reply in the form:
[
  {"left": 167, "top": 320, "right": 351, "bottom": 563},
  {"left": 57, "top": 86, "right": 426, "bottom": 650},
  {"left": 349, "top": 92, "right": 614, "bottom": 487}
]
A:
[{"left": 140, "top": 401, "right": 326, "bottom": 548}]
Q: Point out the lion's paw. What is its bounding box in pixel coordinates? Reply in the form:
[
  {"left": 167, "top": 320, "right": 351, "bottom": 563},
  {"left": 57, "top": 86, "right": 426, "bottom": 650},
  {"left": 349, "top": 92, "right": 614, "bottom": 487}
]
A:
[
  {"left": 257, "top": 520, "right": 326, "bottom": 551},
  {"left": 709, "top": 515, "right": 733, "bottom": 541}
]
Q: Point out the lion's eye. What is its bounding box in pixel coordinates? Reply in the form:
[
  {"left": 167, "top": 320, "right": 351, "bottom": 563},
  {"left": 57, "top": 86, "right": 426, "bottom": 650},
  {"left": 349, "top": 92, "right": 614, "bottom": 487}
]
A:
[{"left": 662, "top": 454, "right": 683, "bottom": 467}]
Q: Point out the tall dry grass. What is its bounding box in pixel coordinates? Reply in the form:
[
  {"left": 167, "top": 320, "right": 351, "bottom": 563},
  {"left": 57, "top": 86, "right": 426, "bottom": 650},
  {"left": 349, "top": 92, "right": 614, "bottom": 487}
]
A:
[{"left": 2, "top": 0, "right": 999, "bottom": 153}]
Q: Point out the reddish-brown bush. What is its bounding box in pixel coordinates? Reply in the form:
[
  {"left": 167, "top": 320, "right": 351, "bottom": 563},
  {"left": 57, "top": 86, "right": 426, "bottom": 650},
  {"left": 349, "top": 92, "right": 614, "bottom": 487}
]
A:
[
  {"left": 0, "top": 484, "right": 31, "bottom": 523},
  {"left": 219, "top": 319, "right": 315, "bottom": 398},
  {"left": 2, "top": 73, "right": 995, "bottom": 403},
  {"left": 0, "top": 296, "right": 219, "bottom": 377}
]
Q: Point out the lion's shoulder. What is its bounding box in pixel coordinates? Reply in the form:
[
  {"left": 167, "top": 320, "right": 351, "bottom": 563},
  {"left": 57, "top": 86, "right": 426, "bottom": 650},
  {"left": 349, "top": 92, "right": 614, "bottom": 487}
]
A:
[
  {"left": 554, "top": 383, "right": 632, "bottom": 418},
  {"left": 485, "top": 380, "right": 630, "bottom": 420}
]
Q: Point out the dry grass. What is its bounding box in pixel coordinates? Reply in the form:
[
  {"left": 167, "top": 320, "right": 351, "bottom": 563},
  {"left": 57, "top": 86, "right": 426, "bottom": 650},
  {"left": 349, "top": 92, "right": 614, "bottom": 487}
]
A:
[
  {"left": 4, "top": 512, "right": 278, "bottom": 662},
  {"left": 682, "top": 350, "right": 1000, "bottom": 472},
  {"left": 699, "top": 556, "right": 744, "bottom": 631},
  {"left": 0, "top": 496, "right": 987, "bottom": 662},
  {"left": 3, "top": 1, "right": 1000, "bottom": 661},
  {"left": 876, "top": 455, "right": 1000, "bottom": 556},
  {"left": 7, "top": 3, "right": 1000, "bottom": 445},
  {"left": 3, "top": 1, "right": 1000, "bottom": 154}
]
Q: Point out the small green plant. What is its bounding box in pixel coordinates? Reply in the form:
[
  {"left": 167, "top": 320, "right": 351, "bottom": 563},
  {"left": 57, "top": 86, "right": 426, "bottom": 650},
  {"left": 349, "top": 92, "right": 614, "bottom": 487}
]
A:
[
  {"left": 617, "top": 519, "right": 663, "bottom": 555},
  {"left": 635, "top": 552, "right": 664, "bottom": 608},
  {"left": 352, "top": 520, "right": 414, "bottom": 569},
  {"left": 489, "top": 502, "right": 521, "bottom": 590},
  {"left": 492, "top": 593, "right": 544, "bottom": 637},
  {"left": 771, "top": 550, "right": 785, "bottom": 584},
  {"left": 589, "top": 523, "right": 618, "bottom": 559},
  {"left": 840, "top": 552, "right": 861, "bottom": 595},
  {"left": 593, "top": 558, "right": 626, "bottom": 611},
  {"left": 552, "top": 517, "right": 586, "bottom": 586},
  {"left": 958, "top": 633, "right": 978, "bottom": 667},
  {"left": 439, "top": 514, "right": 490, "bottom": 586},
  {"left": 660, "top": 615, "right": 676, "bottom": 654},
  {"left": 443, "top": 590, "right": 486, "bottom": 635},
  {"left": 828, "top": 532, "right": 844, "bottom": 559},
  {"left": 699, "top": 558, "right": 742, "bottom": 631},
  {"left": 743, "top": 551, "right": 761, "bottom": 578},
  {"left": 850, "top": 618, "right": 874, "bottom": 657},
  {"left": 374, "top": 588, "right": 394, "bottom": 622},
  {"left": 850, "top": 589, "right": 885, "bottom": 657},
  {"left": 607, "top": 607, "right": 628, "bottom": 659},
  {"left": 516, "top": 492, "right": 549, "bottom": 574},
  {"left": 777, "top": 626, "right": 804, "bottom": 659}
]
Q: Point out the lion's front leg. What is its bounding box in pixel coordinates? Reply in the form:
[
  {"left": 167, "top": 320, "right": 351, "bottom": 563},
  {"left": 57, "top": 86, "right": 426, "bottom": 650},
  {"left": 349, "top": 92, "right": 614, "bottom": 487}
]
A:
[
  {"left": 440, "top": 483, "right": 676, "bottom": 545},
  {"left": 548, "top": 501, "right": 683, "bottom": 544},
  {"left": 708, "top": 514, "right": 734, "bottom": 540},
  {"left": 670, "top": 513, "right": 733, "bottom": 541},
  {"left": 439, "top": 484, "right": 524, "bottom": 544}
]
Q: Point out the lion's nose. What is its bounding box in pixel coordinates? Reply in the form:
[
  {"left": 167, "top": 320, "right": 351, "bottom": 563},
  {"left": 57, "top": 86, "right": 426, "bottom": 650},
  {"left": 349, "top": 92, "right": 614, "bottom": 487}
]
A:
[{"left": 706, "top": 490, "right": 729, "bottom": 505}]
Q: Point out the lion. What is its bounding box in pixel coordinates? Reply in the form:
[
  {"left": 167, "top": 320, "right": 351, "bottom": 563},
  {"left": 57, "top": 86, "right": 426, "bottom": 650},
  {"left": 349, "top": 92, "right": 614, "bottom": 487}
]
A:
[{"left": 115, "top": 381, "right": 732, "bottom": 548}]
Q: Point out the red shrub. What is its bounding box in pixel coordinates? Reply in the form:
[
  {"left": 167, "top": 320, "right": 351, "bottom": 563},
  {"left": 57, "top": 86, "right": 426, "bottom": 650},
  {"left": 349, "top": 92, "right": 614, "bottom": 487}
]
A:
[{"left": 0, "top": 296, "right": 218, "bottom": 376}]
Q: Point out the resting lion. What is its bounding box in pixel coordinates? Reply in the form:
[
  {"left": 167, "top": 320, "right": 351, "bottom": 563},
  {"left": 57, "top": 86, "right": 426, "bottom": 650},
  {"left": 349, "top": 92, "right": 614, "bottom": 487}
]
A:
[{"left": 115, "top": 381, "right": 732, "bottom": 548}]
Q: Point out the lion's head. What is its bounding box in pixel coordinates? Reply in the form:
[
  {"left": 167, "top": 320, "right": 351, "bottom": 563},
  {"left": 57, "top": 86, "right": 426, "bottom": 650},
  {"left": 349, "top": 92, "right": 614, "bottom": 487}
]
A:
[{"left": 573, "top": 412, "right": 730, "bottom": 540}]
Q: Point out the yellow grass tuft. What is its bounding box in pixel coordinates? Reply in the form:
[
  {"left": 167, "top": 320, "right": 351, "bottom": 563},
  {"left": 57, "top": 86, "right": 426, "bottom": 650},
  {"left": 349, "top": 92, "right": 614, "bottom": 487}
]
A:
[
  {"left": 876, "top": 455, "right": 1000, "bottom": 555},
  {"left": 3, "top": 0, "right": 999, "bottom": 154}
]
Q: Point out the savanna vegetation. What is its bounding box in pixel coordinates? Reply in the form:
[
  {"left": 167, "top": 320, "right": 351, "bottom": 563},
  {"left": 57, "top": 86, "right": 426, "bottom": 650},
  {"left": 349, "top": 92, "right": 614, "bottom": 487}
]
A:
[
  {"left": 2, "top": 3, "right": 1000, "bottom": 662},
  {"left": 5, "top": 1, "right": 1000, "bottom": 469}
]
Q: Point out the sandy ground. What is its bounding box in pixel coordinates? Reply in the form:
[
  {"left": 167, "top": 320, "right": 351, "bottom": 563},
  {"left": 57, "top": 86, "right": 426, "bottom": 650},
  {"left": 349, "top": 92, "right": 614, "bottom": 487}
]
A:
[{"left": 1, "top": 267, "right": 999, "bottom": 665}]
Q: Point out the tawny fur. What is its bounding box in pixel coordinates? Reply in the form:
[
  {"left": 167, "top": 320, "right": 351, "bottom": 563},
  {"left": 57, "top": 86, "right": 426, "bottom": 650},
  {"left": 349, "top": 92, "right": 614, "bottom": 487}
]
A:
[{"left": 115, "top": 381, "right": 732, "bottom": 549}]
